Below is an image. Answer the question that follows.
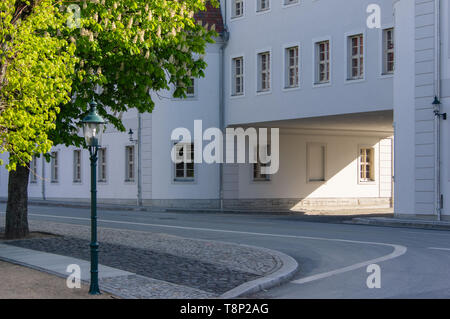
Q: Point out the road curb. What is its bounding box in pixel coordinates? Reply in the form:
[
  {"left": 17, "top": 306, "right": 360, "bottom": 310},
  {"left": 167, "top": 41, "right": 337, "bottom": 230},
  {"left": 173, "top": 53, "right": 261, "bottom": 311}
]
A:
[
  {"left": 346, "top": 217, "right": 450, "bottom": 231},
  {"left": 219, "top": 244, "right": 298, "bottom": 299}
]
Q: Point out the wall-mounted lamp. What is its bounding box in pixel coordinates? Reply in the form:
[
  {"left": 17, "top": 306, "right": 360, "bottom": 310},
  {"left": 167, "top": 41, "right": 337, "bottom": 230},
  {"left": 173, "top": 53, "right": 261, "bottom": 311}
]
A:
[
  {"left": 128, "top": 129, "right": 138, "bottom": 143},
  {"left": 433, "top": 97, "right": 447, "bottom": 120}
]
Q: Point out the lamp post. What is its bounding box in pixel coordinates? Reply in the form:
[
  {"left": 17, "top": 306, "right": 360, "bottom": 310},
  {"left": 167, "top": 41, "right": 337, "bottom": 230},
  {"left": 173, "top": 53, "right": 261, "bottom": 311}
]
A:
[{"left": 82, "top": 99, "right": 106, "bottom": 295}]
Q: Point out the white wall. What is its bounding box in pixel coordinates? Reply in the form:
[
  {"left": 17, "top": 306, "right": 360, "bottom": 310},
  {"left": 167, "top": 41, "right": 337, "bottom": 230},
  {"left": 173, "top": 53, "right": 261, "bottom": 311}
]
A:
[
  {"left": 393, "top": 0, "right": 416, "bottom": 215},
  {"left": 437, "top": 0, "right": 450, "bottom": 218},
  {"left": 224, "top": 0, "right": 395, "bottom": 126},
  {"left": 0, "top": 2, "right": 398, "bottom": 209},
  {"left": 232, "top": 130, "right": 392, "bottom": 200},
  {"left": 149, "top": 43, "right": 222, "bottom": 200},
  {"left": 22, "top": 110, "right": 140, "bottom": 203}
]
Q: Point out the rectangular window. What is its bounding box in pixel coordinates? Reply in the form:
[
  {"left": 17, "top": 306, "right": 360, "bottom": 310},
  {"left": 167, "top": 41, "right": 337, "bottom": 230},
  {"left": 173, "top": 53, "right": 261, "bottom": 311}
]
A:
[
  {"left": 253, "top": 145, "right": 271, "bottom": 181},
  {"left": 30, "top": 156, "right": 38, "bottom": 183},
  {"left": 174, "top": 143, "right": 195, "bottom": 181},
  {"left": 383, "top": 28, "right": 394, "bottom": 74},
  {"left": 307, "top": 144, "right": 326, "bottom": 182},
  {"left": 359, "top": 147, "right": 375, "bottom": 182},
  {"left": 232, "top": 57, "right": 244, "bottom": 96},
  {"left": 73, "top": 150, "right": 82, "bottom": 183},
  {"left": 51, "top": 151, "right": 58, "bottom": 182},
  {"left": 98, "top": 148, "right": 107, "bottom": 182},
  {"left": 253, "top": 163, "right": 271, "bottom": 181},
  {"left": 257, "top": 51, "right": 271, "bottom": 92},
  {"left": 284, "top": 0, "right": 299, "bottom": 5},
  {"left": 233, "top": 0, "right": 243, "bottom": 18},
  {"left": 257, "top": 0, "right": 269, "bottom": 12},
  {"left": 348, "top": 34, "right": 364, "bottom": 80},
  {"left": 316, "top": 40, "right": 330, "bottom": 84},
  {"left": 186, "top": 78, "right": 195, "bottom": 97},
  {"left": 285, "top": 46, "right": 299, "bottom": 88},
  {"left": 125, "top": 145, "right": 135, "bottom": 182}
]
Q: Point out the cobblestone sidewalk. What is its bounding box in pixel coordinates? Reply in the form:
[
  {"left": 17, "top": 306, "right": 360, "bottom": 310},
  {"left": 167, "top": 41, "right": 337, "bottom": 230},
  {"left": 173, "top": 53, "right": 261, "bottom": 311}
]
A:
[{"left": 0, "top": 219, "right": 282, "bottom": 299}]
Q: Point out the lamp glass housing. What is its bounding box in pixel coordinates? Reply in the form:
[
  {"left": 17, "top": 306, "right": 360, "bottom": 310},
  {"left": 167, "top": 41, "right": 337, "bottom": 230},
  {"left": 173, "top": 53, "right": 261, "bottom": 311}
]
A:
[
  {"left": 82, "top": 100, "right": 106, "bottom": 147},
  {"left": 83, "top": 122, "right": 104, "bottom": 147}
]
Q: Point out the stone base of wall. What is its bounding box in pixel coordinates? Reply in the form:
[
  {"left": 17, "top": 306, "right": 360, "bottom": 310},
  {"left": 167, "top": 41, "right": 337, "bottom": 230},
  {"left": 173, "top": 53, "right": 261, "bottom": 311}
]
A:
[
  {"left": 395, "top": 213, "right": 450, "bottom": 222},
  {"left": 143, "top": 199, "right": 221, "bottom": 209},
  {"left": 223, "top": 197, "right": 392, "bottom": 212},
  {"left": 32, "top": 197, "right": 139, "bottom": 206},
  {"left": 18, "top": 196, "right": 392, "bottom": 212}
]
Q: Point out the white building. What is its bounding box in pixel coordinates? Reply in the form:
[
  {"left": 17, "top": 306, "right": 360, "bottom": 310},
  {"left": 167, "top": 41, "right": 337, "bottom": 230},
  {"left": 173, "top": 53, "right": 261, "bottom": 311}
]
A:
[
  {"left": 394, "top": 0, "right": 450, "bottom": 221},
  {"left": 3, "top": 0, "right": 447, "bottom": 220}
]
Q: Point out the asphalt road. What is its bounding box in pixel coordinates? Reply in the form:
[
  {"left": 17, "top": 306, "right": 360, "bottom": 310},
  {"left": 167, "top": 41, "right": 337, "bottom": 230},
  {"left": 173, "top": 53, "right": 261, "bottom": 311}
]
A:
[{"left": 1, "top": 204, "right": 450, "bottom": 299}]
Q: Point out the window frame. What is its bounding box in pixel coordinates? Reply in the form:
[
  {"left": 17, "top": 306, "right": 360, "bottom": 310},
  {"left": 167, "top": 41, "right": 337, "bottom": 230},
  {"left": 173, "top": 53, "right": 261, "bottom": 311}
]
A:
[
  {"left": 306, "top": 143, "right": 327, "bottom": 183},
  {"left": 125, "top": 145, "right": 135, "bottom": 182},
  {"left": 256, "top": 0, "right": 270, "bottom": 13},
  {"left": 346, "top": 33, "right": 365, "bottom": 81},
  {"left": 30, "top": 155, "right": 38, "bottom": 184},
  {"left": 73, "top": 149, "right": 82, "bottom": 183},
  {"left": 252, "top": 144, "right": 272, "bottom": 182},
  {"left": 313, "top": 37, "right": 332, "bottom": 86},
  {"left": 98, "top": 147, "right": 107, "bottom": 183},
  {"left": 231, "top": 0, "right": 244, "bottom": 19},
  {"left": 185, "top": 77, "right": 196, "bottom": 98},
  {"left": 50, "top": 151, "right": 59, "bottom": 183},
  {"left": 231, "top": 55, "right": 245, "bottom": 97},
  {"left": 382, "top": 27, "right": 395, "bottom": 75},
  {"left": 358, "top": 146, "right": 376, "bottom": 184},
  {"left": 256, "top": 49, "right": 272, "bottom": 94},
  {"left": 173, "top": 142, "right": 195, "bottom": 183},
  {"left": 283, "top": 44, "right": 300, "bottom": 89}
]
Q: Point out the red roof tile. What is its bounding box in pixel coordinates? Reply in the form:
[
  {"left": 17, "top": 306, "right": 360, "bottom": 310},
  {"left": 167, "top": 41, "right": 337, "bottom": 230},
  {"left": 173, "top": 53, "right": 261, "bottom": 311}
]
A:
[{"left": 194, "top": 1, "right": 225, "bottom": 34}]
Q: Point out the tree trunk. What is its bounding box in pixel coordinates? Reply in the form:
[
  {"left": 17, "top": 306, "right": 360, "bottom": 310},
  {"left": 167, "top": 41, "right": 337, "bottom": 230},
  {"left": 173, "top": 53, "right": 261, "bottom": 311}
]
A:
[{"left": 5, "top": 163, "right": 30, "bottom": 239}]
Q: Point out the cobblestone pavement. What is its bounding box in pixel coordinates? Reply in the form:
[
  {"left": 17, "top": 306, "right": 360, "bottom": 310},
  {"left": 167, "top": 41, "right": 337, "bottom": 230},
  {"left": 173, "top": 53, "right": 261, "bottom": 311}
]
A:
[
  {"left": 7, "top": 236, "right": 260, "bottom": 294},
  {"left": 100, "top": 275, "right": 215, "bottom": 299},
  {"left": 0, "top": 219, "right": 281, "bottom": 298}
]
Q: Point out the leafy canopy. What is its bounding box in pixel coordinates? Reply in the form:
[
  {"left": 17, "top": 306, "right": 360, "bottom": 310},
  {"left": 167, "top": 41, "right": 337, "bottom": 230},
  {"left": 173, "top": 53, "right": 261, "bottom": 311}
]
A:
[
  {"left": 0, "top": 0, "right": 219, "bottom": 169},
  {"left": 53, "top": 0, "right": 219, "bottom": 147},
  {"left": 0, "top": 0, "right": 77, "bottom": 170}
]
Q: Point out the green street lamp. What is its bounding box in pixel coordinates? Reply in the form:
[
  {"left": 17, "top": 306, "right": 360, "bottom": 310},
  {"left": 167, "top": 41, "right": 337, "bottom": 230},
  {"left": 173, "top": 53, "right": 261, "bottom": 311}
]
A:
[{"left": 82, "top": 98, "right": 106, "bottom": 295}]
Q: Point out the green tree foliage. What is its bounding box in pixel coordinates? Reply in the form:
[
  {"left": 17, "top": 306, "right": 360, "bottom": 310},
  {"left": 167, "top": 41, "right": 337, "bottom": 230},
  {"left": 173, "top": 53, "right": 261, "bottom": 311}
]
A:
[
  {"left": 53, "top": 0, "right": 219, "bottom": 147},
  {"left": 0, "top": 0, "right": 77, "bottom": 170}
]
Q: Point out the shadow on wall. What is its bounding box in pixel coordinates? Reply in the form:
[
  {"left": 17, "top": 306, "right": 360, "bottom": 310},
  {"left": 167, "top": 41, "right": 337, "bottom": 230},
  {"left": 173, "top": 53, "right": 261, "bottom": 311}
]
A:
[{"left": 222, "top": 124, "right": 394, "bottom": 212}]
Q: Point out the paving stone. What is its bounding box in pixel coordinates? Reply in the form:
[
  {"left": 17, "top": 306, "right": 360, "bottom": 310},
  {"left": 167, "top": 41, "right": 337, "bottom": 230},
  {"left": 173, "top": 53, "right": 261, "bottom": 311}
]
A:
[{"left": 0, "top": 219, "right": 281, "bottom": 298}]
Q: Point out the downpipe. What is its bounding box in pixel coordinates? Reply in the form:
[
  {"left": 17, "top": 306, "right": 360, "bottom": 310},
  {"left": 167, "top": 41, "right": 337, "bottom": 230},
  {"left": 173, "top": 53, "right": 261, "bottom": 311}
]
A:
[
  {"left": 137, "top": 112, "right": 143, "bottom": 207},
  {"left": 41, "top": 156, "right": 46, "bottom": 200},
  {"left": 219, "top": 1, "right": 229, "bottom": 211},
  {"left": 433, "top": 0, "right": 442, "bottom": 221}
]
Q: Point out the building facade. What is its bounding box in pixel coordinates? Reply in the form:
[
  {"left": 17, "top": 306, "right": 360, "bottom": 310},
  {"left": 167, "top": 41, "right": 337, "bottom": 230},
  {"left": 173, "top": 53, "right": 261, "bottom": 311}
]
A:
[
  {"left": 9, "top": 0, "right": 445, "bottom": 215},
  {"left": 394, "top": 0, "right": 450, "bottom": 221}
]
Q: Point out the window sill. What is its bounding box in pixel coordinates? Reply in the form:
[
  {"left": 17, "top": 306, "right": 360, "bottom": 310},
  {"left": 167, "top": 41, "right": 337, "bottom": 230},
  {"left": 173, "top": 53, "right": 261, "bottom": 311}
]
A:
[
  {"left": 380, "top": 73, "right": 394, "bottom": 79},
  {"left": 256, "top": 90, "right": 272, "bottom": 96},
  {"left": 172, "top": 96, "right": 198, "bottom": 102},
  {"left": 230, "top": 15, "right": 245, "bottom": 22},
  {"left": 256, "top": 8, "right": 271, "bottom": 15},
  {"left": 345, "top": 78, "right": 365, "bottom": 84},
  {"left": 358, "top": 180, "right": 376, "bottom": 185},
  {"left": 313, "top": 81, "right": 332, "bottom": 88},
  {"left": 282, "top": 1, "right": 301, "bottom": 9},
  {"left": 230, "top": 93, "right": 245, "bottom": 99},
  {"left": 173, "top": 179, "right": 196, "bottom": 184},
  {"left": 282, "top": 85, "right": 301, "bottom": 92}
]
